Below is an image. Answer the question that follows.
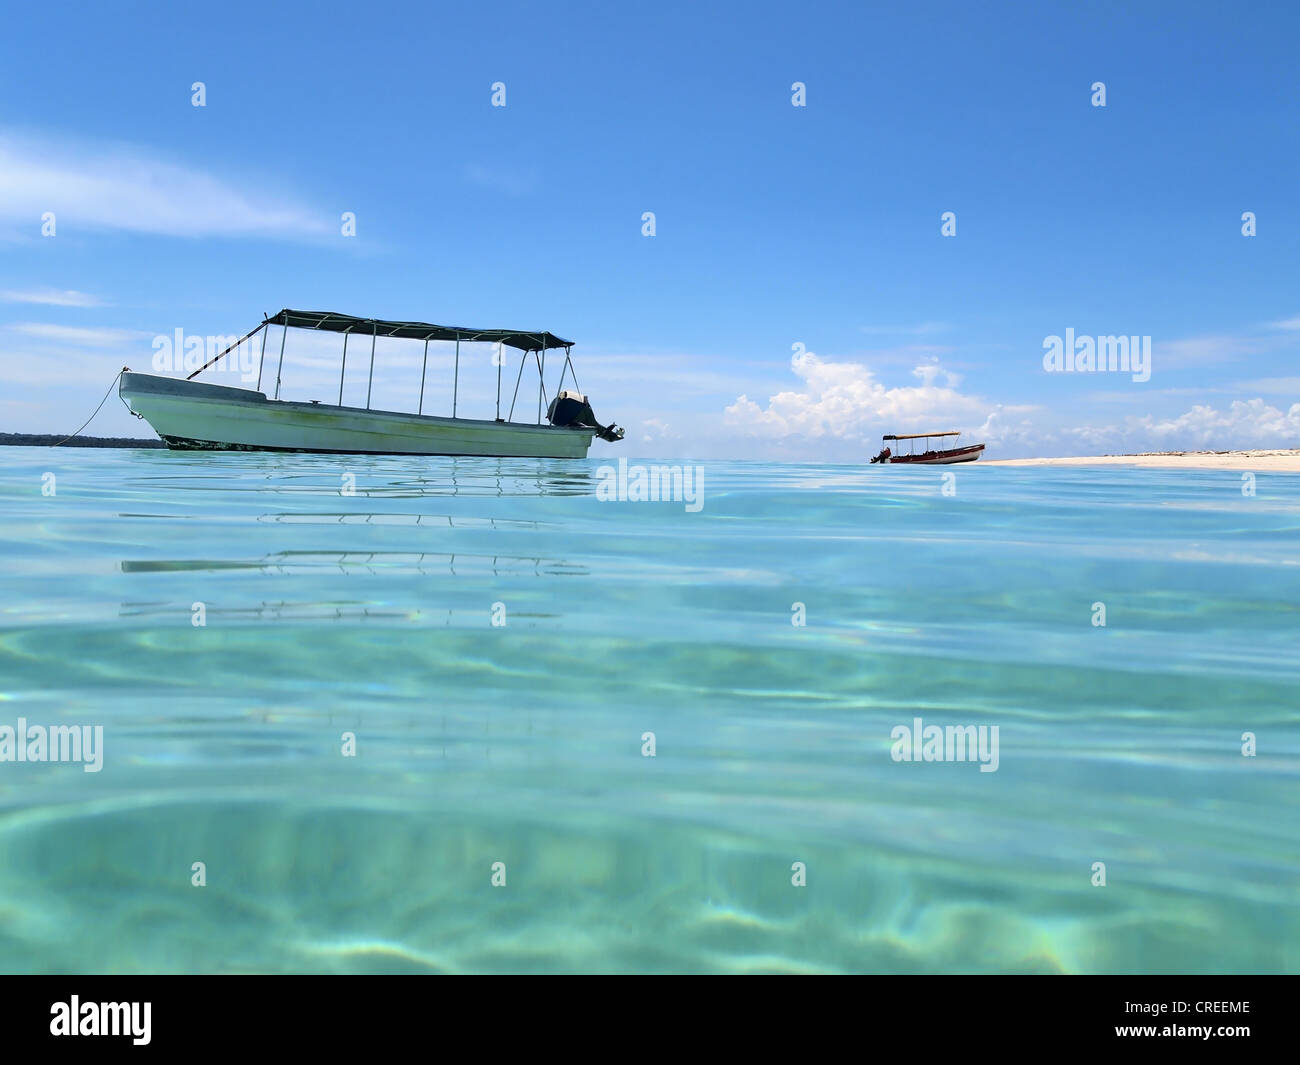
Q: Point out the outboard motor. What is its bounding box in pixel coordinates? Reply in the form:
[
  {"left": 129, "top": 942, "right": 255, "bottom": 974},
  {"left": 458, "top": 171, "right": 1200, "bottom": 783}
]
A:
[{"left": 547, "top": 389, "right": 624, "bottom": 442}]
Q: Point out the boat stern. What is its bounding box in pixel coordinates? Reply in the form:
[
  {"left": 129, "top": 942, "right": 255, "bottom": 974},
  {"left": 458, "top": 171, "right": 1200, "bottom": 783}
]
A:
[{"left": 545, "top": 390, "right": 624, "bottom": 443}]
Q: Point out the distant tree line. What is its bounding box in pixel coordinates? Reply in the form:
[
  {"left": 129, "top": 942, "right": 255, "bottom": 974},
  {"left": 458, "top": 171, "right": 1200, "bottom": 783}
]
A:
[{"left": 0, "top": 433, "right": 165, "bottom": 448}]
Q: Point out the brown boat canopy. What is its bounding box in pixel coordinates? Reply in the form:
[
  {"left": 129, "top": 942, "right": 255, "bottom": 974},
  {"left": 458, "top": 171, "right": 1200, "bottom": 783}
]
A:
[
  {"left": 265, "top": 309, "right": 572, "bottom": 352},
  {"left": 883, "top": 431, "right": 960, "bottom": 440}
]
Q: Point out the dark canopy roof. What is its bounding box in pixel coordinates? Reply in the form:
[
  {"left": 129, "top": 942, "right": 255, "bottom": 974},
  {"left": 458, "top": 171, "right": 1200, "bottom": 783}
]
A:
[{"left": 266, "top": 309, "right": 572, "bottom": 352}]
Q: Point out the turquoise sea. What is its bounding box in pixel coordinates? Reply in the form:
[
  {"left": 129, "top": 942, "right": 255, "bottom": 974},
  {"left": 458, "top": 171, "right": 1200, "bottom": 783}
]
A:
[{"left": 0, "top": 446, "right": 1296, "bottom": 974}]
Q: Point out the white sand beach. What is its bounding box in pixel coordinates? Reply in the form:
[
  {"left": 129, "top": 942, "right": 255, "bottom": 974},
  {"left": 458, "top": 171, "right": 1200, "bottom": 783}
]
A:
[{"left": 987, "top": 450, "right": 1300, "bottom": 471}]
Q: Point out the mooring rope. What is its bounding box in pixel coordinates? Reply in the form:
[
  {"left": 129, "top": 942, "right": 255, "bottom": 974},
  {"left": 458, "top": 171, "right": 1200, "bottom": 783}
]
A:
[{"left": 51, "top": 366, "right": 131, "bottom": 447}]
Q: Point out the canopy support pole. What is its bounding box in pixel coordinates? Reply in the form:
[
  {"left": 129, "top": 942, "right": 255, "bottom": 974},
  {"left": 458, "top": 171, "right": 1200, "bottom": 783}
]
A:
[
  {"left": 365, "top": 322, "right": 377, "bottom": 410},
  {"left": 537, "top": 346, "right": 545, "bottom": 424},
  {"left": 562, "top": 346, "right": 579, "bottom": 394},
  {"left": 495, "top": 342, "right": 502, "bottom": 421},
  {"left": 453, "top": 338, "right": 460, "bottom": 418},
  {"left": 418, "top": 339, "right": 429, "bottom": 416},
  {"left": 188, "top": 321, "right": 266, "bottom": 381},
  {"left": 255, "top": 325, "right": 268, "bottom": 392},
  {"left": 507, "top": 348, "right": 528, "bottom": 421},
  {"left": 338, "top": 332, "right": 349, "bottom": 406},
  {"left": 273, "top": 323, "right": 288, "bottom": 400},
  {"left": 536, "top": 350, "right": 551, "bottom": 424}
]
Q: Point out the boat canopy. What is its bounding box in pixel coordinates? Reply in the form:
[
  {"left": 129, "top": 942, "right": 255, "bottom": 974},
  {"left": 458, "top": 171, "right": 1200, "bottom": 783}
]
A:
[
  {"left": 184, "top": 307, "right": 587, "bottom": 426},
  {"left": 265, "top": 309, "right": 572, "bottom": 352},
  {"left": 883, "top": 431, "right": 959, "bottom": 440}
]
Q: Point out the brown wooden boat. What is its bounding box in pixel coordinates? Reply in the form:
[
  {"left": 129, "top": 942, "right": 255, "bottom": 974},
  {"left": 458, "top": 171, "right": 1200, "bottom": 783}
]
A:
[{"left": 870, "top": 431, "right": 984, "bottom": 464}]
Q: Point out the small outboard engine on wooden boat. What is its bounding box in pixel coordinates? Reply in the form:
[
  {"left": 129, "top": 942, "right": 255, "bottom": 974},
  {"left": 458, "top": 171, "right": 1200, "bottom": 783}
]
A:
[{"left": 547, "top": 389, "right": 625, "bottom": 442}]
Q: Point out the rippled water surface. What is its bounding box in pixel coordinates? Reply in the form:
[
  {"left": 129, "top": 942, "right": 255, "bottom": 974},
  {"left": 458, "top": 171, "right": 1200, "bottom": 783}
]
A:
[{"left": 0, "top": 447, "right": 1297, "bottom": 973}]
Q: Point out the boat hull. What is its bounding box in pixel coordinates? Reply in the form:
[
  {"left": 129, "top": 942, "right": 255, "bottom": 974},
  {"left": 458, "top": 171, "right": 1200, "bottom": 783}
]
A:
[
  {"left": 883, "top": 444, "right": 984, "bottom": 464},
  {"left": 119, "top": 372, "right": 595, "bottom": 458}
]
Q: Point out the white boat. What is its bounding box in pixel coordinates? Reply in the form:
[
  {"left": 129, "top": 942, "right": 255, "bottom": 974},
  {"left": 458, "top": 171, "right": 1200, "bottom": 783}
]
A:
[
  {"left": 869, "top": 431, "right": 985, "bottom": 464},
  {"left": 119, "top": 309, "right": 624, "bottom": 459}
]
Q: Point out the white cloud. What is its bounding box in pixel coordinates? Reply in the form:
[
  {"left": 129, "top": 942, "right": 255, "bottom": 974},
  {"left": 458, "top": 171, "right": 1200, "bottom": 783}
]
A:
[
  {"left": 0, "top": 288, "right": 105, "bottom": 307},
  {"left": 1099, "top": 399, "right": 1300, "bottom": 450},
  {"left": 1268, "top": 316, "right": 1300, "bottom": 331},
  {"left": 1010, "top": 399, "right": 1300, "bottom": 457},
  {"left": 0, "top": 130, "right": 329, "bottom": 239},
  {"left": 723, "top": 350, "right": 990, "bottom": 444},
  {"left": 638, "top": 417, "right": 675, "bottom": 445}
]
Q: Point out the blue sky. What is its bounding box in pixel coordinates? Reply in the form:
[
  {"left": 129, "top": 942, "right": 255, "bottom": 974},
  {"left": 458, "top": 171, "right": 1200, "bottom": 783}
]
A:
[{"left": 2, "top": 0, "right": 1298, "bottom": 458}]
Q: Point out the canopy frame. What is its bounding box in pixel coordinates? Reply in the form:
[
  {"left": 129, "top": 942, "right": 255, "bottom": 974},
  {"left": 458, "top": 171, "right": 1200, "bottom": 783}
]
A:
[
  {"left": 264, "top": 308, "right": 570, "bottom": 352},
  {"left": 882, "top": 431, "right": 962, "bottom": 458},
  {"left": 187, "top": 308, "right": 574, "bottom": 426}
]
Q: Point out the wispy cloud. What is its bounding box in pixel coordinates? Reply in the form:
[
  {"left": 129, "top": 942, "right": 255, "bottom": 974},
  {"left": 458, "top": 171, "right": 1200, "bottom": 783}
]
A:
[
  {"left": 11, "top": 322, "right": 152, "bottom": 346},
  {"left": 0, "top": 321, "right": 152, "bottom": 393},
  {"left": 1268, "top": 316, "right": 1300, "bottom": 331},
  {"left": 1151, "top": 334, "right": 1260, "bottom": 368},
  {"left": 1230, "top": 376, "right": 1300, "bottom": 396},
  {"left": 0, "top": 130, "right": 331, "bottom": 239},
  {"left": 0, "top": 287, "right": 105, "bottom": 307}
]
